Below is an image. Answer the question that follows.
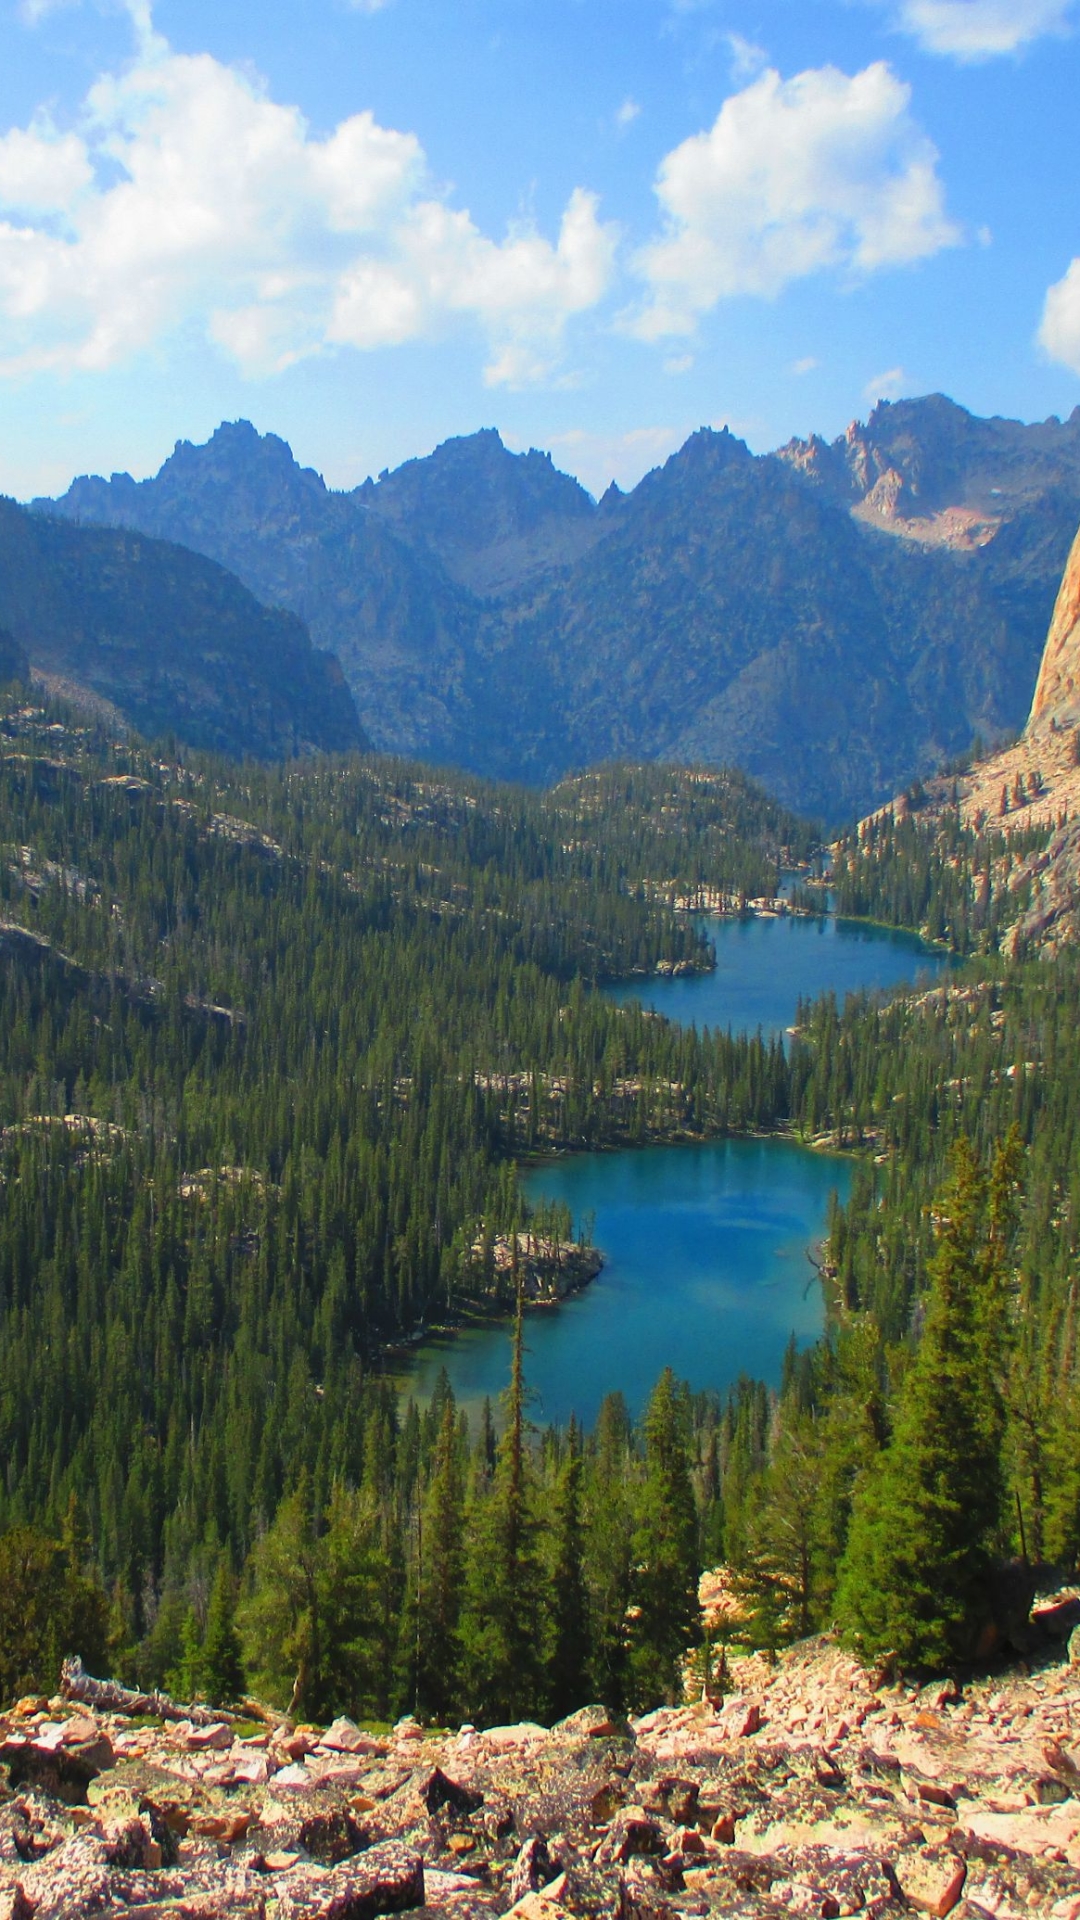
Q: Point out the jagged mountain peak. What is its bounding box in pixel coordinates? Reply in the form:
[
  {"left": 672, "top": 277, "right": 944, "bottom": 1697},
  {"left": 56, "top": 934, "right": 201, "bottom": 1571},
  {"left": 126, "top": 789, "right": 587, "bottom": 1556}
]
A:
[{"left": 355, "top": 424, "right": 599, "bottom": 594}]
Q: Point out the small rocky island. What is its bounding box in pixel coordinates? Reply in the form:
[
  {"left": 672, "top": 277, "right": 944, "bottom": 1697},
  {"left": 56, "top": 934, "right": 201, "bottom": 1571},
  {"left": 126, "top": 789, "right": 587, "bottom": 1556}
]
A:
[{"left": 468, "top": 1231, "right": 603, "bottom": 1306}]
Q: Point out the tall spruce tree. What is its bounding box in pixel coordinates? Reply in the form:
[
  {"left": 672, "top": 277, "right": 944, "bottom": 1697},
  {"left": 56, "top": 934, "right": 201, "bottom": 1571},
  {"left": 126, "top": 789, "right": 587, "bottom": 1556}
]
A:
[
  {"left": 412, "top": 1396, "right": 466, "bottom": 1723},
  {"left": 628, "top": 1368, "right": 699, "bottom": 1707},
  {"left": 458, "top": 1290, "right": 546, "bottom": 1722},
  {"left": 547, "top": 1418, "right": 589, "bottom": 1719},
  {"left": 835, "top": 1137, "right": 1017, "bottom": 1669},
  {"left": 201, "top": 1562, "right": 245, "bottom": 1706}
]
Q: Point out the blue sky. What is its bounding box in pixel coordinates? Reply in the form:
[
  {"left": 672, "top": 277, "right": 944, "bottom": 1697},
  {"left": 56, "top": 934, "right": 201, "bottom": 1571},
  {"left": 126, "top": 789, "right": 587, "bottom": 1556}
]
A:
[{"left": 1, "top": 0, "right": 1078, "bottom": 499}]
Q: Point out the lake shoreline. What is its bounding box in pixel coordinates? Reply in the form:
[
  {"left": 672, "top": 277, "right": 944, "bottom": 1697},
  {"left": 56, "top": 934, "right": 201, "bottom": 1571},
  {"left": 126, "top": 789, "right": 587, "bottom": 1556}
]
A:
[{"left": 389, "top": 906, "right": 948, "bottom": 1422}]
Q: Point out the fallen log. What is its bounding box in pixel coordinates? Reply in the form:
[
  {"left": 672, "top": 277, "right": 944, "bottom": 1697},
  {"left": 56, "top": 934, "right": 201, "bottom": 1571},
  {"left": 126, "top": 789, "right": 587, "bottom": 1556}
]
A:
[{"left": 60, "top": 1655, "right": 224, "bottom": 1727}]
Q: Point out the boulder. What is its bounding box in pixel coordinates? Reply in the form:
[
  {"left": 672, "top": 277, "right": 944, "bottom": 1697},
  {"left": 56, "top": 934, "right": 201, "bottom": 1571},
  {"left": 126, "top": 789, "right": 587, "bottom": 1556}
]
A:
[
  {"left": 508, "top": 1833, "right": 554, "bottom": 1904},
  {"left": 419, "top": 1768, "right": 483, "bottom": 1818},
  {"left": 269, "top": 1839, "right": 424, "bottom": 1917},
  {"left": 0, "top": 1727, "right": 113, "bottom": 1801},
  {"left": 0, "top": 1889, "right": 35, "bottom": 1920},
  {"left": 297, "top": 1809, "right": 369, "bottom": 1865},
  {"left": 597, "top": 1807, "right": 665, "bottom": 1864},
  {"left": 637, "top": 1776, "right": 699, "bottom": 1824},
  {"left": 553, "top": 1706, "right": 629, "bottom": 1742},
  {"left": 895, "top": 1846, "right": 968, "bottom": 1918}
]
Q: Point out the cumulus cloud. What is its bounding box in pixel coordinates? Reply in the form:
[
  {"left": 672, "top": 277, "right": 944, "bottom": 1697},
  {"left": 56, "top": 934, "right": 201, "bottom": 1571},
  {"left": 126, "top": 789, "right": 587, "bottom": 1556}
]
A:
[
  {"left": 0, "top": 19, "right": 616, "bottom": 384},
  {"left": 1040, "top": 259, "right": 1080, "bottom": 373},
  {"left": 630, "top": 61, "right": 959, "bottom": 340},
  {"left": 0, "top": 122, "right": 93, "bottom": 211},
  {"left": 894, "top": 0, "right": 1072, "bottom": 58}
]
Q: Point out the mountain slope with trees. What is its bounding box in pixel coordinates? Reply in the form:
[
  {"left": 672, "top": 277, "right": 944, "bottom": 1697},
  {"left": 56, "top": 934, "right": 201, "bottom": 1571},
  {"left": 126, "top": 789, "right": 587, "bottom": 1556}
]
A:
[{"left": 0, "top": 495, "right": 365, "bottom": 760}]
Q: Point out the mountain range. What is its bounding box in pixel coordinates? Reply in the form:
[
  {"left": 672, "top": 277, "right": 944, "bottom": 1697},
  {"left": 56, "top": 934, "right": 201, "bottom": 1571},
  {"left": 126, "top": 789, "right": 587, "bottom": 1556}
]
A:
[{"left": 37, "top": 394, "right": 1080, "bottom": 819}]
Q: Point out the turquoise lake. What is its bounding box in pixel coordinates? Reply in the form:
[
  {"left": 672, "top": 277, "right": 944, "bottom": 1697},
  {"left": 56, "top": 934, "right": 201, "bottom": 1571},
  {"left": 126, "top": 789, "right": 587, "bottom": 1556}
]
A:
[
  {"left": 602, "top": 907, "right": 949, "bottom": 1040},
  {"left": 393, "top": 910, "right": 950, "bottom": 1426}
]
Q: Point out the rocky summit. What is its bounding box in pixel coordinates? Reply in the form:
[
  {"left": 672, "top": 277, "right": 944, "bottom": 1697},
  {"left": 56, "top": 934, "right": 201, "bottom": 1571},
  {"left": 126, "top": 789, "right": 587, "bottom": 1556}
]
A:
[{"left": 2, "top": 1610, "right": 1078, "bottom": 1920}]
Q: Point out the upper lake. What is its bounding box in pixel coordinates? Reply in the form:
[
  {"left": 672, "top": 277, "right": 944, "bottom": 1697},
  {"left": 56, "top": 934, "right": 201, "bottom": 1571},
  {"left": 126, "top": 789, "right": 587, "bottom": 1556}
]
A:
[
  {"left": 602, "top": 907, "right": 950, "bottom": 1040},
  {"left": 392, "top": 910, "right": 951, "bottom": 1425}
]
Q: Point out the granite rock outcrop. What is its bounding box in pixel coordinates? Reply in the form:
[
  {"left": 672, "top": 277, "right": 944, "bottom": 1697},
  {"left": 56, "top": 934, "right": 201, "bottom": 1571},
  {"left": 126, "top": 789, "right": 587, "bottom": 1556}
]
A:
[{"left": 1, "top": 1612, "right": 1077, "bottom": 1919}]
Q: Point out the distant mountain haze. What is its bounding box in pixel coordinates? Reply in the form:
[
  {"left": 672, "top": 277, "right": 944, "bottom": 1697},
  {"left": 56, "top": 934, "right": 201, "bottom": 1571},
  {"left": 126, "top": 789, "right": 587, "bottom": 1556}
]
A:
[
  {"left": 1, "top": 496, "right": 365, "bottom": 760},
  {"left": 39, "top": 395, "right": 1080, "bottom": 819}
]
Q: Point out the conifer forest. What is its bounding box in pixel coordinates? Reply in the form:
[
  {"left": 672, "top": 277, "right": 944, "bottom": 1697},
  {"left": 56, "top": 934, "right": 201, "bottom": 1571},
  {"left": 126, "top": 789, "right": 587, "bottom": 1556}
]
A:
[{"left": 1, "top": 685, "right": 1078, "bottom": 1725}]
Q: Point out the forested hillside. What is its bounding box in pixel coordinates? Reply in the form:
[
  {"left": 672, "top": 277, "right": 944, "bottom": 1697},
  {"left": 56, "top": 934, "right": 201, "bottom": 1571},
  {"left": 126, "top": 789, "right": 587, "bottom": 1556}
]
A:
[
  {"left": 0, "top": 496, "right": 364, "bottom": 760},
  {"left": 0, "top": 696, "right": 809, "bottom": 1717},
  {"left": 2, "top": 682, "right": 1078, "bottom": 1723}
]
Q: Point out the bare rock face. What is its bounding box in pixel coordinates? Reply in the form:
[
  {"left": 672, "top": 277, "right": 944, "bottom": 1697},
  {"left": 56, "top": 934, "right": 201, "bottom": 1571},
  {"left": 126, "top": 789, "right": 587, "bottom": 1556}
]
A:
[{"left": 1029, "top": 519, "right": 1080, "bottom": 731}]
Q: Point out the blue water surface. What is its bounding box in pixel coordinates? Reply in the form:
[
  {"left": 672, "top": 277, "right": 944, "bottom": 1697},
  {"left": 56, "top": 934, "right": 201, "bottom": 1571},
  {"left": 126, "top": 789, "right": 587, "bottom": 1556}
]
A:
[
  {"left": 603, "top": 908, "right": 949, "bottom": 1040},
  {"left": 392, "top": 910, "right": 950, "bottom": 1425},
  {"left": 397, "top": 1135, "right": 851, "bottom": 1429}
]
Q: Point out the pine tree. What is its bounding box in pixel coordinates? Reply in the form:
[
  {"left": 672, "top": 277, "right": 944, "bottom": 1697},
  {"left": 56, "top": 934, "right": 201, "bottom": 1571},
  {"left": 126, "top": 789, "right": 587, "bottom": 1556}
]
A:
[
  {"left": 458, "top": 1290, "right": 546, "bottom": 1722},
  {"left": 201, "top": 1562, "right": 245, "bottom": 1706},
  {"left": 547, "top": 1419, "right": 589, "bottom": 1719},
  {"left": 835, "top": 1139, "right": 1014, "bottom": 1668},
  {"left": 413, "top": 1397, "right": 465, "bottom": 1722},
  {"left": 627, "top": 1369, "right": 699, "bottom": 1708}
]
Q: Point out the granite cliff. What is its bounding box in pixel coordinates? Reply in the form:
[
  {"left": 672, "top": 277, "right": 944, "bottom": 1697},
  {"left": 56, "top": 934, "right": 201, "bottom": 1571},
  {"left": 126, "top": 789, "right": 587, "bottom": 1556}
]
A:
[
  {"left": 852, "top": 513, "right": 1080, "bottom": 955},
  {"left": 40, "top": 397, "right": 1080, "bottom": 820}
]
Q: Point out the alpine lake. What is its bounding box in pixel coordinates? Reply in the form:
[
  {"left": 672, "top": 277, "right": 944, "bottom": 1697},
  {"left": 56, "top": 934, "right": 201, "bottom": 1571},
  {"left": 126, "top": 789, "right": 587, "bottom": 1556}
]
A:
[{"left": 393, "top": 907, "right": 951, "bottom": 1428}]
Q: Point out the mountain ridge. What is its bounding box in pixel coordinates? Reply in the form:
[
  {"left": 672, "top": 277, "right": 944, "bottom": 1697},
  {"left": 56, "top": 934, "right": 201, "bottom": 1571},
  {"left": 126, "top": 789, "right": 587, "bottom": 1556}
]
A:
[{"left": 39, "top": 396, "right": 1080, "bottom": 818}]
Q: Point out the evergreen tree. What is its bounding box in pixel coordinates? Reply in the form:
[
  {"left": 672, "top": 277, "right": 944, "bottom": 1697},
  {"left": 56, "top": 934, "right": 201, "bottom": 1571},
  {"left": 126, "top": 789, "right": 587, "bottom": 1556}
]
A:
[
  {"left": 627, "top": 1369, "right": 699, "bottom": 1707},
  {"left": 0, "top": 1527, "right": 108, "bottom": 1700},
  {"left": 201, "top": 1562, "right": 245, "bottom": 1706},
  {"left": 547, "top": 1419, "right": 589, "bottom": 1719},
  {"left": 458, "top": 1292, "right": 546, "bottom": 1722},
  {"left": 835, "top": 1140, "right": 1013, "bottom": 1668},
  {"left": 412, "top": 1397, "right": 465, "bottom": 1722}
]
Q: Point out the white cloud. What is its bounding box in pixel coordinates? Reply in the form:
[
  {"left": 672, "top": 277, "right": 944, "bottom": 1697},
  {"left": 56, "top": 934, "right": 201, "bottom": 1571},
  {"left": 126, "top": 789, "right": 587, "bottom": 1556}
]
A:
[
  {"left": 791, "top": 355, "right": 820, "bottom": 375},
  {"left": 0, "top": 16, "right": 616, "bottom": 385},
  {"left": 630, "top": 62, "right": 959, "bottom": 340},
  {"left": 894, "top": 0, "right": 1072, "bottom": 58},
  {"left": 616, "top": 98, "right": 641, "bottom": 128},
  {"left": 345, "top": 0, "right": 393, "bottom": 10},
  {"left": 0, "top": 122, "right": 92, "bottom": 211},
  {"left": 726, "top": 32, "right": 769, "bottom": 81},
  {"left": 863, "top": 364, "right": 907, "bottom": 400},
  {"left": 663, "top": 352, "right": 694, "bottom": 374},
  {"left": 19, "top": 0, "right": 77, "bottom": 20},
  {"left": 1040, "top": 258, "right": 1080, "bottom": 374}
]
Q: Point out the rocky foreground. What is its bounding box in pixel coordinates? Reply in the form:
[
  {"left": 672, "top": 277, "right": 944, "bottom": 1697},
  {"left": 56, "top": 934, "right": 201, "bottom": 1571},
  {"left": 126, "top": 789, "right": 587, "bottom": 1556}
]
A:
[{"left": 1, "top": 1611, "right": 1078, "bottom": 1920}]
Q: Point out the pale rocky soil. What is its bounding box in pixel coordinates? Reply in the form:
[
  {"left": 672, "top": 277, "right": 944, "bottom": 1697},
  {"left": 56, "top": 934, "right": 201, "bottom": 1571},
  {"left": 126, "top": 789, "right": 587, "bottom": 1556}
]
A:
[{"left": 2, "top": 1597, "right": 1078, "bottom": 1920}]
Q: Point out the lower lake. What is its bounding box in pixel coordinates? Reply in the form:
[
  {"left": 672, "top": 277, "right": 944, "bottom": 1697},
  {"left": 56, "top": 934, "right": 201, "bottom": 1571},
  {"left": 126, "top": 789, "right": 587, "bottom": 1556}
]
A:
[
  {"left": 392, "top": 909, "right": 951, "bottom": 1426},
  {"left": 395, "top": 1135, "right": 851, "bottom": 1429}
]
